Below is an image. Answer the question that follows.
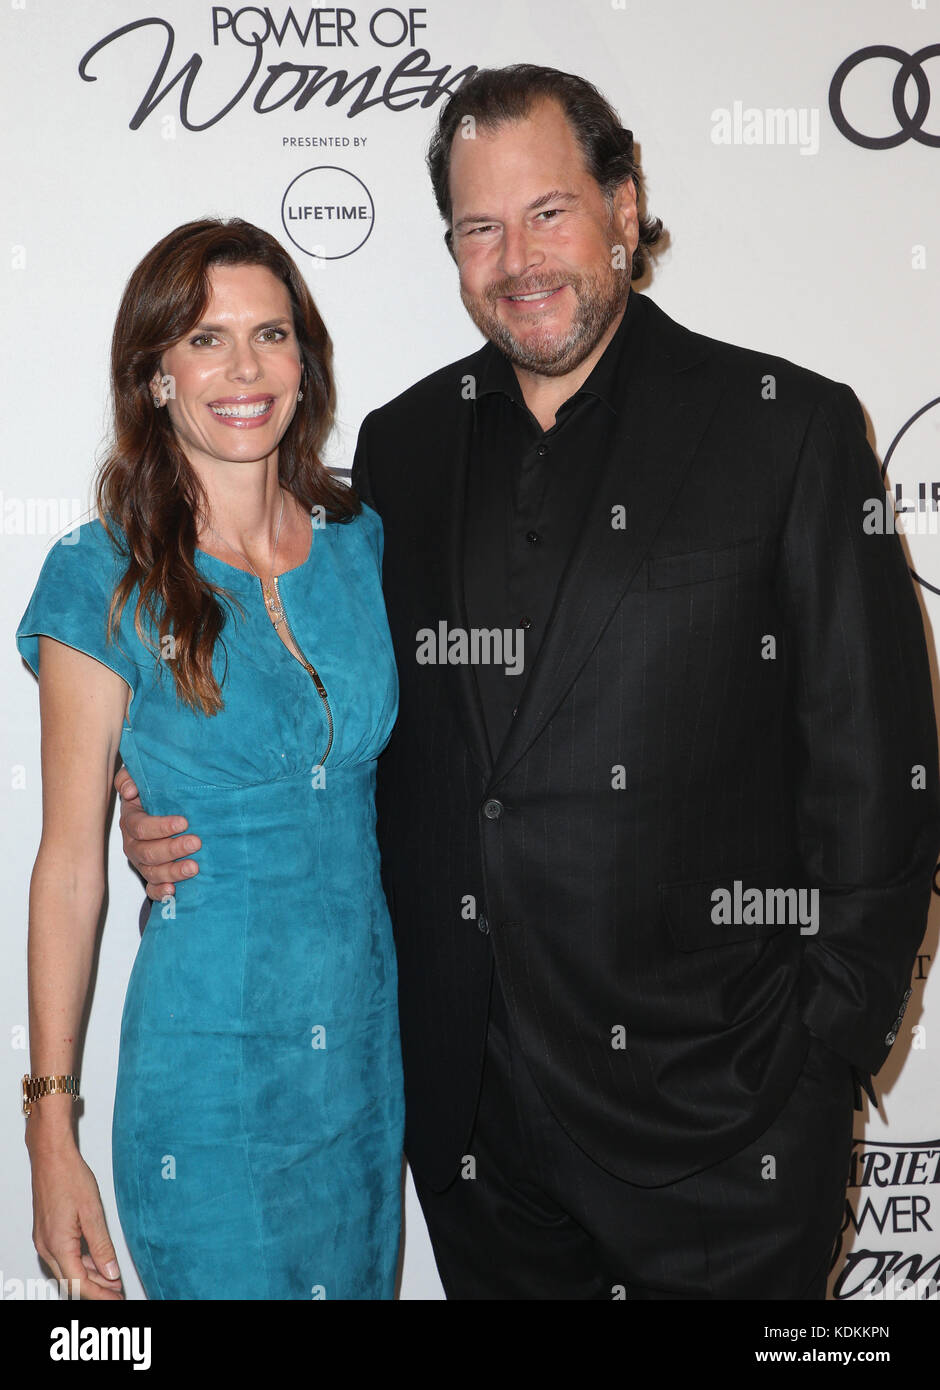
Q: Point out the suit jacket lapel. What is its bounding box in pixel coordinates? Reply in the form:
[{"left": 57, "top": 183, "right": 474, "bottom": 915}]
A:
[
  {"left": 436, "top": 355, "right": 494, "bottom": 779},
  {"left": 489, "top": 298, "right": 723, "bottom": 788}
]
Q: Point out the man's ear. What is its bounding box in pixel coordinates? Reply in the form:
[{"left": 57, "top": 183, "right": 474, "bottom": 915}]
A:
[
  {"left": 610, "top": 177, "right": 640, "bottom": 260},
  {"left": 444, "top": 228, "right": 457, "bottom": 264}
]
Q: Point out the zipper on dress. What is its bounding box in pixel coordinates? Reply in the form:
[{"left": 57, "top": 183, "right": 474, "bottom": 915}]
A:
[{"left": 271, "top": 574, "right": 334, "bottom": 765}]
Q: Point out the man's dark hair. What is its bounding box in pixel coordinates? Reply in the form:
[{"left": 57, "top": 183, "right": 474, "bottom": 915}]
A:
[{"left": 426, "top": 64, "right": 664, "bottom": 280}]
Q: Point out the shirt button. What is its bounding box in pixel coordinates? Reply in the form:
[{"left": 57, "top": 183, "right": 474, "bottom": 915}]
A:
[
  {"left": 536, "top": 444, "right": 548, "bottom": 457},
  {"left": 525, "top": 530, "right": 541, "bottom": 544},
  {"left": 477, "top": 913, "right": 490, "bottom": 935},
  {"left": 482, "top": 799, "right": 503, "bottom": 820},
  {"left": 512, "top": 706, "right": 518, "bottom": 718},
  {"left": 519, "top": 617, "right": 532, "bottom": 630}
]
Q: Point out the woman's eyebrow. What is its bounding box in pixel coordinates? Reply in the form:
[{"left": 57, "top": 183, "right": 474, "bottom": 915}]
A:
[{"left": 191, "top": 316, "right": 293, "bottom": 332}]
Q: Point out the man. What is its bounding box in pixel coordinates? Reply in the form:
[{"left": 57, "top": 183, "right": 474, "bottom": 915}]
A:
[{"left": 118, "top": 65, "right": 940, "bottom": 1298}]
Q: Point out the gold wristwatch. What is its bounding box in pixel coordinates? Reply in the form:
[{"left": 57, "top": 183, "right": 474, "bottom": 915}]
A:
[{"left": 22, "top": 1074, "right": 80, "bottom": 1117}]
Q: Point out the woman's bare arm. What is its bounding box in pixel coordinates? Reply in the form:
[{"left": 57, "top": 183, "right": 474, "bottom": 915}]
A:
[{"left": 25, "top": 635, "right": 129, "bottom": 1299}]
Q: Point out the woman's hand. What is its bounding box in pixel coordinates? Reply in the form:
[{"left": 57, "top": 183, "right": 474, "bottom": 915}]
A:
[{"left": 27, "top": 1118, "right": 123, "bottom": 1300}]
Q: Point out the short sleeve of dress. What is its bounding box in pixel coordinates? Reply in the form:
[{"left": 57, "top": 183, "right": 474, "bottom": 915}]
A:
[
  {"left": 356, "top": 501, "right": 385, "bottom": 567},
  {"left": 15, "top": 525, "right": 141, "bottom": 705}
]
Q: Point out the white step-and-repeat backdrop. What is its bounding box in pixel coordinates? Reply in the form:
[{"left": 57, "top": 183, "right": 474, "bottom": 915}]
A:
[{"left": 2, "top": 0, "right": 938, "bottom": 1304}]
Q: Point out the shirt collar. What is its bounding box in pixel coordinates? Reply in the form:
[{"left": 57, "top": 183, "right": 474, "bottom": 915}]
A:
[{"left": 475, "top": 287, "right": 638, "bottom": 417}]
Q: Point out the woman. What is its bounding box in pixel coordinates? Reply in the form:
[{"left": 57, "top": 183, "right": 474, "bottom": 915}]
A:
[{"left": 16, "top": 218, "right": 404, "bottom": 1300}]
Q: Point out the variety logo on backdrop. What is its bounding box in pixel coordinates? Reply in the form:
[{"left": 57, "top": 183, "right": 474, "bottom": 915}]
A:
[
  {"left": 78, "top": 8, "right": 477, "bottom": 129},
  {"left": 830, "top": 44, "right": 940, "bottom": 148},
  {"left": 833, "top": 1139, "right": 940, "bottom": 1299}
]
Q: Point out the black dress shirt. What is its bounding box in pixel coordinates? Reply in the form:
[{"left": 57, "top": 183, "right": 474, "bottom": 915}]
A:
[{"left": 464, "top": 289, "right": 641, "bottom": 757}]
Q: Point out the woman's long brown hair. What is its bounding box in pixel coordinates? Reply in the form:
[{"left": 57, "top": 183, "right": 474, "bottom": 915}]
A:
[{"left": 95, "top": 218, "right": 356, "bottom": 715}]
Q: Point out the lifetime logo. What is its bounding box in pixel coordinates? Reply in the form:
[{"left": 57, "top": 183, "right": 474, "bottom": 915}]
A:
[
  {"left": 880, "top": 397, "right": 940, "bottom": 595},
  {"left": 285, "top": 205, "right": 369, "bottom": 220},
  {"left": 281, "top": 166, "right": 375, "bottom": 260}
]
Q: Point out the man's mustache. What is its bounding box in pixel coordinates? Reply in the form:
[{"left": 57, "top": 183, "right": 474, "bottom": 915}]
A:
[{"left": 484, "top": 277, "right": 571, "bottom": 303}]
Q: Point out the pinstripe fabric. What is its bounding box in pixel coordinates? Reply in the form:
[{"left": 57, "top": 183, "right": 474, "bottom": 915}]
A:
[
  {"left": 353, "top": 292, "right": 940, "bottom": 1191},
  {"left": 412, "top": 975, "right": 854, "bottom": 1298}
]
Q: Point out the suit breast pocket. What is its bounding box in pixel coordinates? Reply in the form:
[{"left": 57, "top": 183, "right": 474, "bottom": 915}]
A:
[
  {"left": 647, "top": 536, "right": 772, "bottom": 590},
  {"left": 660, "top": 866, "right": 808, "bottom": 952}
]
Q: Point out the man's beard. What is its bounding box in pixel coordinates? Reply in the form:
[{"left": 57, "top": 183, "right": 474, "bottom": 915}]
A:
[{"left": 460, "top": 261, "right": 630, "bottom": 378}]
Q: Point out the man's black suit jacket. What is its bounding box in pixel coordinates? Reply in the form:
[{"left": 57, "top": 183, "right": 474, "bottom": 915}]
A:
[{"left": 352, "top": 291, "right": 940, "bottom": 1191}]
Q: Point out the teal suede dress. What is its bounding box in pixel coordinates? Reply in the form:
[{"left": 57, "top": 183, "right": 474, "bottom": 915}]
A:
[{"left": 16, "top": 505, "right": 404, "bottom": 1299}]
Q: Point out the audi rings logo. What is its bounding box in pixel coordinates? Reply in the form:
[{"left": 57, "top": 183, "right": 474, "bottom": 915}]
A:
[{"left": 830, "top": 45, "right": 940, "bottom": 148}]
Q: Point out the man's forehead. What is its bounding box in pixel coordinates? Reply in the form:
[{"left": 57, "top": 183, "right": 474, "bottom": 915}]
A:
[
  {"left": 451, "top": 96, "right": 574, "bottom": 154},
  {"left": 448, "top": 100, "right": 589, "bottom": 199}
]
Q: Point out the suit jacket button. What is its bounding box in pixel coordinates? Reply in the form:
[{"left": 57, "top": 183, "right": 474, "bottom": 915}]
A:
[
  {"left": 483, "top": 799, "right": 503, "bottom": 820},
  {"left": 885, "top": 1030, "right": 898, "bottom": 1046},
  {"left": 477, "top": 913, "right": 489, "bottom": 935}
]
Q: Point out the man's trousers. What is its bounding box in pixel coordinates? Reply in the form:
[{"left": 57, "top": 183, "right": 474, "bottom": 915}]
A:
[{"left": 414, "top": 975, "right": 856, "bottom": 1299}]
